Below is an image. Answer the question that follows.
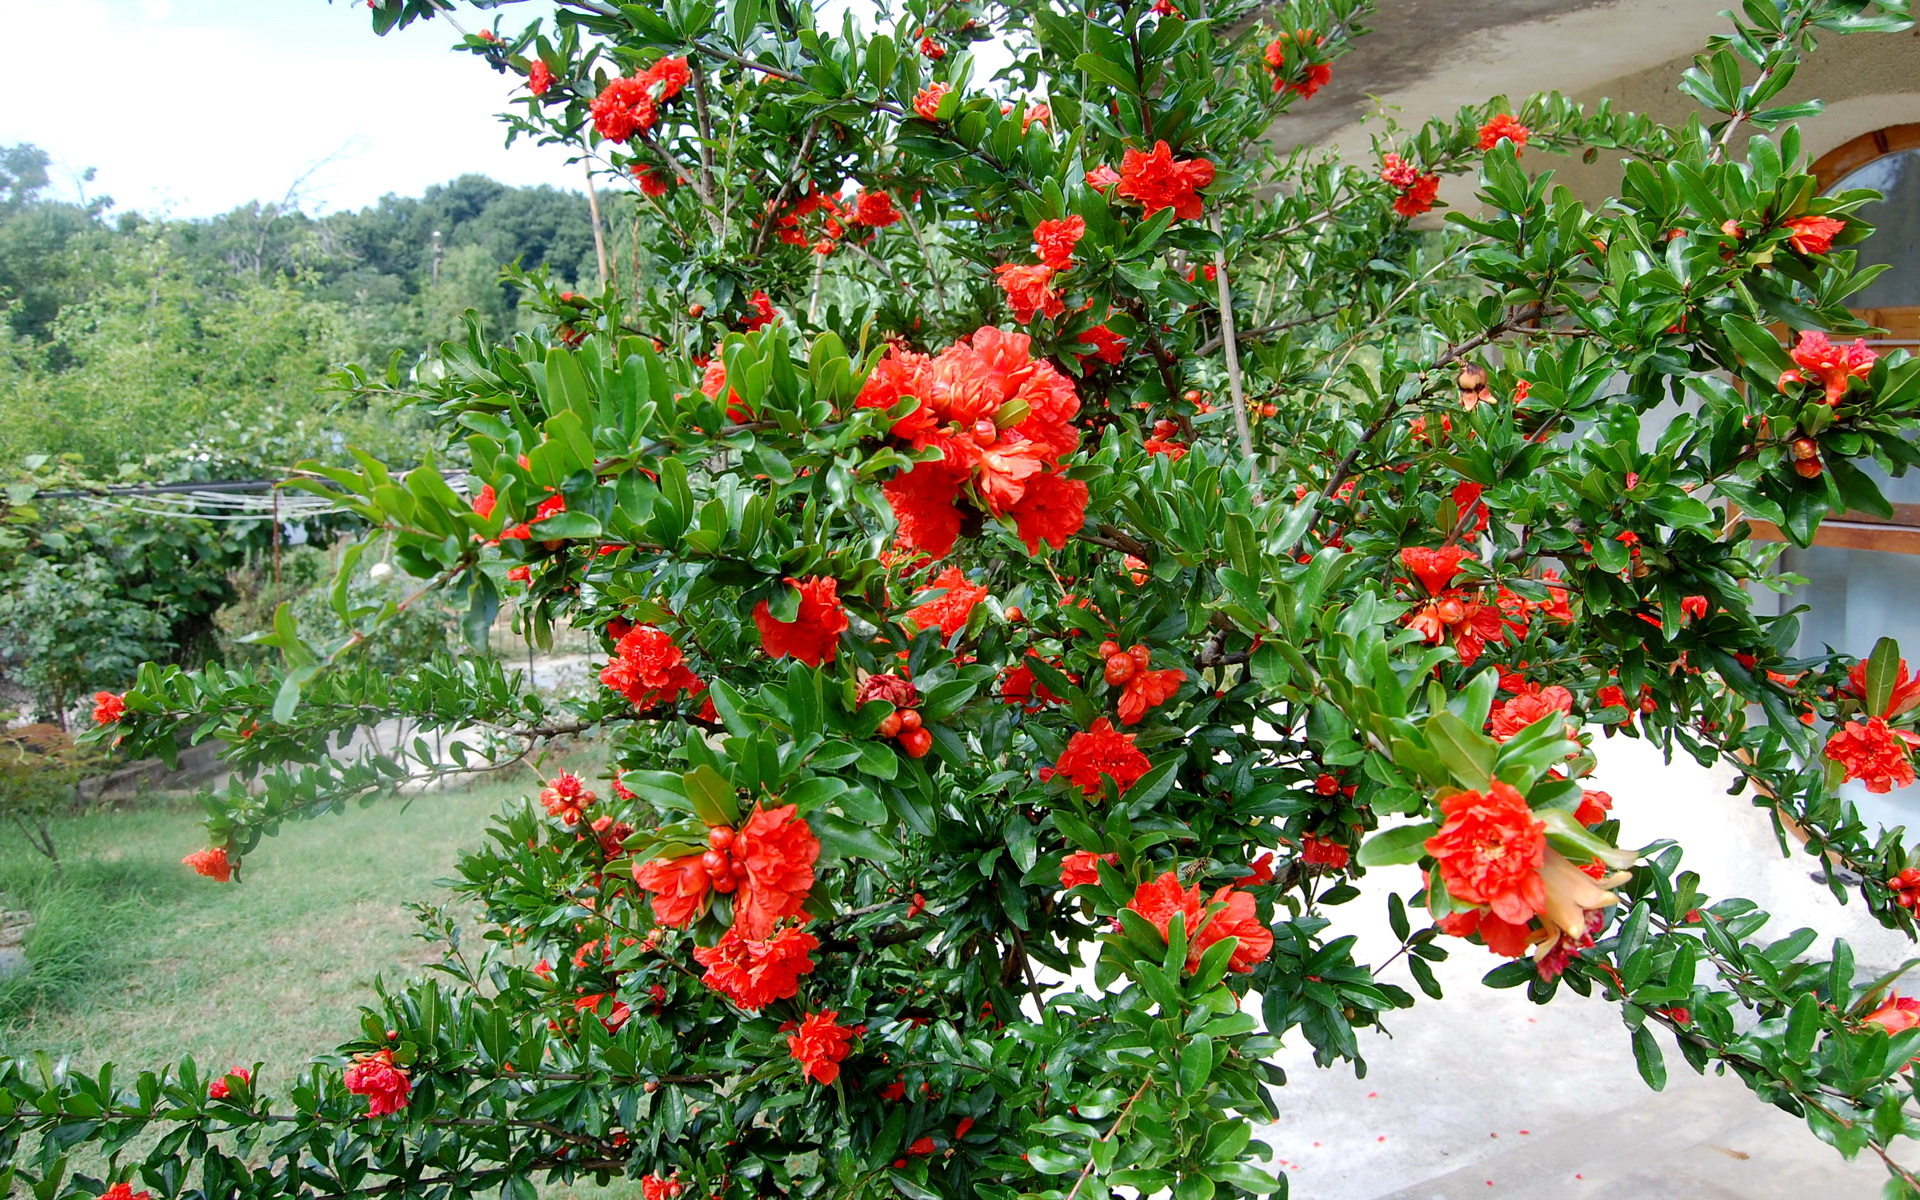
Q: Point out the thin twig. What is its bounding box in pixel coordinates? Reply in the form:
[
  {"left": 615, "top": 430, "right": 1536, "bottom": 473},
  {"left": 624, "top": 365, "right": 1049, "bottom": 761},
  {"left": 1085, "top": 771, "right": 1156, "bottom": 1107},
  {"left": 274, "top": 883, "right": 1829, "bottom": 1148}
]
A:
[
  {"left": 1063, "top": 1078, "right": 1153, "bottom": 1200},
  {"left": 1209, "top": 212, "right": 1256, "bottom": 488}
]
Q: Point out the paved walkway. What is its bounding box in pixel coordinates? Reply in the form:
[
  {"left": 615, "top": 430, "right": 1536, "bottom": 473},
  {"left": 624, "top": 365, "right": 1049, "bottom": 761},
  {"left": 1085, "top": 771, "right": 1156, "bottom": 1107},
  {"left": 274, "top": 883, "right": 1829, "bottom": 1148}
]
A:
[{"left": 1256, "top": 737, "right": 1902, "bottom": 1199}]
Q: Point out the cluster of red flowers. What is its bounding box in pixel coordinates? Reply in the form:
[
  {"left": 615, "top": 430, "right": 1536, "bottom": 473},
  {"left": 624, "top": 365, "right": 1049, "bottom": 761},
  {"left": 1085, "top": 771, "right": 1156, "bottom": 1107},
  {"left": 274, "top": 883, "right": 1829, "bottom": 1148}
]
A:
[
  {"left": 590, "top": 56, "right": 690, "bottom": 142},
  {"left": 98, "top": 1185, "right": 151, "bottom": 1200},
  {"left": 636, "top": 803, "right": 819, "bottom": 938},
  {"left": 1097, "top": 640, "right": 1184, "bottom": 724},
  {"left": 183, "top": 846, "right": 232, "bottom": 883},
  {"left": 1044, "top": 717, "right": 1152, "bottom": 796},
  {"left": 92, "top": 691, "right": 125, "bottom": 725},
  {"left": 343, "top": 1048, "right": 413, "bottom": 1117},
  {"left": 600, "top": 625, "right": 705, "bottom": 710},
  {"left": 1126, "top": 871, "right": 1274, "bottom": 973},
  {"left": 993, "top": 211, "right": 1087, "bottom": 325},
  {"left": 1262, "top": 29, "right": 1331, "bottom": 99},
  {"left": 208, "top": 1066, "right": 251, "bottom": 1099},
  {"left": 1785, "top": 213, "right": 1845, "bottom": 255},
  {"left": 755, "top": 576, "right": 850, "bottom": 666},
  {"left": 526, "top": 59, "right": 554, "bottom": 96},
  {"left": 859, "top": 672, "right": 932, "bottom": 758},
  {"left": 1398, "top": 546, "right": 1510, "bottom": 667},
  {"left": 1061, "top": 849, "right": 1121, "bottom": 888},
  {"left": 1107, "top": 141, "right": 1216, "bottom": 222},
  {"left": 1477, "top": 113, "right": 1530, "bottom": 153},
  {"left": 860, "top": 326, "right": 1088, "bottom": 558},
  {"left": 472, "top": 481, "right": 566, "bottom": 544},
  {"left": 1779, "top": 329, "right": 1877, "bottom": 406},
  {"left": 766, "top": 188, "right": 848, "bottom": 255},
  {"left": 786, "top": 1010, "right": 856, "bottom": 1084},
  {"left": 1825, "top": 717, "right": 1918, "bottom": 794},
  {"left": 1380, "top": 152, "right": 1440, "bottom": 218},
  {"left": 539, "top": 772, "right": 597, "bottom": 826}
]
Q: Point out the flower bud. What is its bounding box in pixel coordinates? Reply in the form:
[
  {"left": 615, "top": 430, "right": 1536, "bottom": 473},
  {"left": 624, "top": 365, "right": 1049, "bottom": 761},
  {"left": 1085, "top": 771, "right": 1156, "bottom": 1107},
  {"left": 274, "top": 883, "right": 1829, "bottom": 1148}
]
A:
[{"left": 708, "top": 825, "right": 735, "bottom": 851}]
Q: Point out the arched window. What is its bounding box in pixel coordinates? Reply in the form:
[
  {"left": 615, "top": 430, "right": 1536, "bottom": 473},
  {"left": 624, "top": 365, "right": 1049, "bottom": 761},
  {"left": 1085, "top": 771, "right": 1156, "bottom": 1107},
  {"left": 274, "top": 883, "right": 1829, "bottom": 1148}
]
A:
[{"left": 1814, "top": 123, "right": 1920, "bottom": 350}]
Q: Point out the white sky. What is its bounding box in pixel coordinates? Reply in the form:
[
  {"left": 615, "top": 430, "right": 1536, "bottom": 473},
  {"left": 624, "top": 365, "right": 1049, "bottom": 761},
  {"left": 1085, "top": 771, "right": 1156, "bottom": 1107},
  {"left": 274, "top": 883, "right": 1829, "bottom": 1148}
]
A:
[{"left": 0, "top": 0, "right": 582, "bottom": 219}]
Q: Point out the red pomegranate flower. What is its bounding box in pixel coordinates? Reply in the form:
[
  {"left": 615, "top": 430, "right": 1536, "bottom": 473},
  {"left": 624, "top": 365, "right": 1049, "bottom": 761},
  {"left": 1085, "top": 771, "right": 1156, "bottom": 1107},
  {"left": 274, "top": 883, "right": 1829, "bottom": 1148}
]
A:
[
  {"left": 1574, "top": 788, "right": 1614, "bottom": 825},
  {"left": 1299, "top": 835, "right": 1350, "bottom": 868},
  {"left": 1061, "top": 849, "right": 1120, "bottom": 888},
  {"left": 1393, "top": 173, "right": 1440, "bottom": 218},
  {"left": 183, "top": 846, "right": 233, "bottom": 882},
  {"left": 527, "top": 60, "right": 554, "bottom": 95},
  {"left": 1116, "top": 141, "right": 1216, "bottom": 221},
  {"left": 344, "top": 1049, "right": 412, "bottom": 1117},
  {"left": 852, "top": 191, "right": 901, "bottom": 227},
  {"left": 539, "top": 772, "right": 598, "bottom": 826},
  {"left": 600, "top": 625, "right": 704, "bottom": 710},
  {"left": 1033, "top": 216, "right": 1086, "bottom": 270},
  {"left": 1400, "top": 545, "right": 1474, "bottom": 594},
  {"left": 634, "top": 853, "right": 712, "bottom": 927},
  {"left": 857, "top": 673, "right": 921, "bottom": 710},
  {"left": 1488, "top": 686, "right": 1574, "bottom": 742},
  {"left": 1866, "top": 995, "right": 1920, "bottom": 1034},
  {"left": 913, "top": 82, "right": 950, "bottom": 120},
  {"left": 1477, "top": 113, "right": 1529, "bottom": 152},
  {"left": 1263, "top": 30, "right": 1330, "bottom": 99},
  {"left": 861, "top": 327, "right": 1084, "bottom": 555},
  {"left": 883, "top": 467, "right": 966, "bottom": 559},
  {"left": 1780, "top": 330, "right": 1877, "bottom": 406},
  {"left": 1126, "top": 872, "right": 1272, "bottom": 973},
  {"left": 754, "top": 576, "right": 849, "bottom": 666},
  {"left": 1047, "top": 718, "right": 1151, "bottom": 796},
  {"left": 787, "top": 1010, "right": 856, "bottom": 1084},
  {"left": 1008, "top": 471, "right": 1089, "bottom": 554},
  {"left": 208, "top": 1066, "right": 251, "bottom": 1099},
  {"left": 1848, "top": 656, "right": 1920, "bottom": 718},
  {"left": 691, "top": 923, "right": 819, "bottom": 1009},
  {"left": 904, "top": 567, "right": 990, "bottom": 638},
  {"left": 1075, "top": 323, "right": 1127, "bottom": 365},
  {"left": 1785, "top": 214, "right": 1844, "bottom": 255},
  {"left": 99, "top": 1184, "right": 152, "bottom": 1200},
  {"left": 994, "top": 263, "right": 1064, "bottom": 323},
  {"left": 733, "top": 804, "right": 821, "bottom": 940},
  {"left": 1825, "top": 718, "right": 1919, "bottom": 794},
  {"left": 1115, "top": 647, "right": 1183, "bottom": 725},
  {"left": 1424, "top": 781, "right": 1546, "bottom": 925},
  {"left": 92, "top": 691, "right": 126, "bottom": 725}
]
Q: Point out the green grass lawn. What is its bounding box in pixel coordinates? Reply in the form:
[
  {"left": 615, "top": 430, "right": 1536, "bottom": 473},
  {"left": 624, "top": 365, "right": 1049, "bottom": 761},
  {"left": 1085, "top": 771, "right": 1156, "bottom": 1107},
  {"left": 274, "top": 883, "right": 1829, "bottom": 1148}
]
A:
[
  {"left": 0, "top": 780, "right": 520, "bottom": 1073},
  {"left": 3, "top": 762, "right": 646, "bottom": 1200}
]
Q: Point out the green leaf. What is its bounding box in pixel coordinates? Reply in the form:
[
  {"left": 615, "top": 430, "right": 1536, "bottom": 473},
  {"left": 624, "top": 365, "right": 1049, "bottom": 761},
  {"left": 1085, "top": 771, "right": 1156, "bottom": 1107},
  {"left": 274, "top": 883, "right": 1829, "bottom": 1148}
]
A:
[
  {"left": 1631, "top": 1024, "right": 1667, "bottom": 1090},
  {"left": 683, "top": 765, "right": 742, "bottom": 827},
  {"left": 1357, "top": 823, "right": 1436, "bottom": 867},
  {"left": 811, "top": 811, "right": 904, "bottom": 863},
  {"left": 1865, "top": 636, "right": 1902, "bottom": 717},
  {"left": 1784, "top": 992, "right": 1820, "bottom": 1063}
]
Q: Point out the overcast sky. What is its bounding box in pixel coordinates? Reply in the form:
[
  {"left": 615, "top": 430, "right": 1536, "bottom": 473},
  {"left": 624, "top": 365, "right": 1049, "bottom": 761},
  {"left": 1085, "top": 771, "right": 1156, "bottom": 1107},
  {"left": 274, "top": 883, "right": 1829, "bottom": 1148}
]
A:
[{"left": 1, "top": 0, "right": 582, "bottom": 219}]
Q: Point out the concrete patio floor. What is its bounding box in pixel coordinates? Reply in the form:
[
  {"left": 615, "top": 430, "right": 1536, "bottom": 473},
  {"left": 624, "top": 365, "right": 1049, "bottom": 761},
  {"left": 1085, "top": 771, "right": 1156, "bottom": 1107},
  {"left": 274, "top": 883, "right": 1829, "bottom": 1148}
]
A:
[{"left": 1254, "top": 736, "right": 1909, "bottom": 1199}]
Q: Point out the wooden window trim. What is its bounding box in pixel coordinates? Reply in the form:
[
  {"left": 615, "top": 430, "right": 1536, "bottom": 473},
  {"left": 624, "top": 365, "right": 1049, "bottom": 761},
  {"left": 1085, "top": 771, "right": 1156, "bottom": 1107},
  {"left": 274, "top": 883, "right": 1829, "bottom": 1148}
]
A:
[{"left": 1811, "top": 123, "right": 1920, "bottom": 191}]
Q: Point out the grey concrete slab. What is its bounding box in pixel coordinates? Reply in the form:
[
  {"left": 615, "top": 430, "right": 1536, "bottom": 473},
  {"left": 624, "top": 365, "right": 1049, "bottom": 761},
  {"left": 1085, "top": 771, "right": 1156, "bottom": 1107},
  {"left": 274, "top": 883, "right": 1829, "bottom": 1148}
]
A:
[{"left": 1253, "top": 737, "right": 1905, "bottom": 1199}]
